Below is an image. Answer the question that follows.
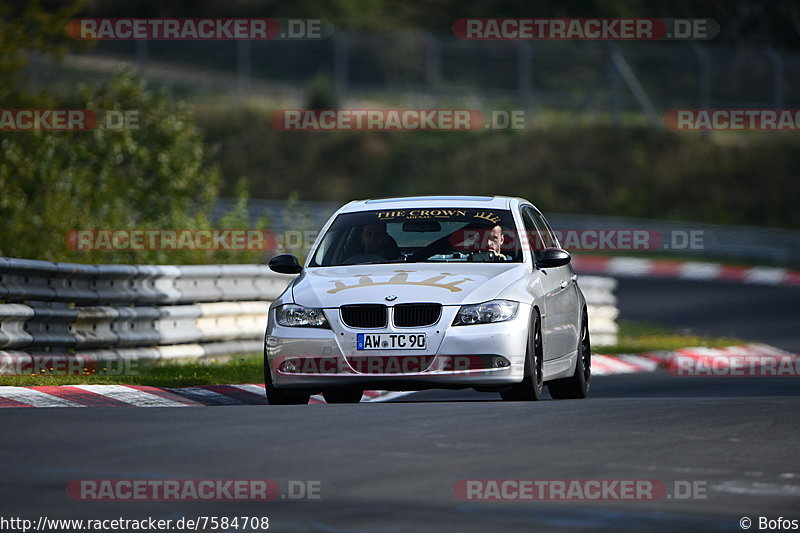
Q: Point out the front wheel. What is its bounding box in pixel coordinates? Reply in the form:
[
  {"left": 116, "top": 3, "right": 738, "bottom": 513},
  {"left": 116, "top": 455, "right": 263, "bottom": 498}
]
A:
[
  {"left": 500, "top": 313, "right": 544, "bottom": 401},
  {"left": 548, "top": 313, "right": 591, "bottom": 400},
  {"left": 264, "top": 360, "right": 312, "bottom": 405}
]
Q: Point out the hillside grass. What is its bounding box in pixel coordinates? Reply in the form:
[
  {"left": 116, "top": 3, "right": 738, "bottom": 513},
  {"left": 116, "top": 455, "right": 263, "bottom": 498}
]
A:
[{"left": 196, "top": 105, "right": 800, "bottom": 231}]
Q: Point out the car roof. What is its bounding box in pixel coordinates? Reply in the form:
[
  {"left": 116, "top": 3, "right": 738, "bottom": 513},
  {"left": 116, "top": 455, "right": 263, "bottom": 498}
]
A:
[{"left": 339, "top": 195, "right": 524, "bottom": 213}]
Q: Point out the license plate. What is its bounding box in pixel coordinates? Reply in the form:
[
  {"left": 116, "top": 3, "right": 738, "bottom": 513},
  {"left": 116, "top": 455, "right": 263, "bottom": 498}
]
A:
[{"left": 357, "top": 333, "right": 427, "bottom": 350}]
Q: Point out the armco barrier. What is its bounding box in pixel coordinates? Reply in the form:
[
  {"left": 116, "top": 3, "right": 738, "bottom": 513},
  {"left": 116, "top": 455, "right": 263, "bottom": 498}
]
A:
[
  {"left": 0, "top": 257, "right": 618, "bottom": 369},
  {"left": 0, "top": 257, "right": 293, "bottom": 365},
  {"left": 580, "top": 276, "right": 619, "bottom": 347},
  {"left": 0, "top": 304, "right": 34, "bottom": 348},
  {"left": 0, "top": 259, "right": 291, "bottom": 306}
]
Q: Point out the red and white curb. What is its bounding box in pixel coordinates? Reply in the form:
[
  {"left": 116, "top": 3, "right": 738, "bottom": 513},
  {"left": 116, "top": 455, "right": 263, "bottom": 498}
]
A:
[
  {"left": 592, "top": 354, "right": 659, "bottom": 375},
  {"left": 0, "top": 345, "right": 790, "bottom": 407},
  {"left": 0, "top": 384, "right": 407, "bottom": 408},
  {"left": 573, "top": 256, "right": 800, "bottom": 286},
  {"left": 649, "top": 343, "right": 797, "bottom": 375},
  {"left": 589, "top": 343, "right": 795, "bottom": 376}
]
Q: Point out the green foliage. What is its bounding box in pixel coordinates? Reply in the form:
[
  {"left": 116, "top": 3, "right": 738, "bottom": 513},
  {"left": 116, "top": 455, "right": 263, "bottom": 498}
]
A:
[
  {"left": 0, "top": 0, "right": 89, "bottom": 106},
  {"left": 198, "top": 107, "right": 800, "bottom": 229},
  {"left": 0, "top": 1, "right": 270, "bottom": 264},
  {"left": 306, "top": 74, "right": 338, "bottom": 109},
  {"left": 0, "top": 72, "right": 268, "bottom": 264}
]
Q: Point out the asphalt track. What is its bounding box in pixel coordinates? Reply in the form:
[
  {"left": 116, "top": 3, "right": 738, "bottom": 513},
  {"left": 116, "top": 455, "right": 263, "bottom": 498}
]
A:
[
  {"left": 0, "top": 278, "right": 798, "bottom": 533},
  {"left": 615, "top": 277, "right": 800, "bottom": 353}
]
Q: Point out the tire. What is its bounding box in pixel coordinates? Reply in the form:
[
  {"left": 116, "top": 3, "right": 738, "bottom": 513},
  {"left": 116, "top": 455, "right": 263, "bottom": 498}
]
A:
[
  {"left": 264, "top": 360, "right": 311, "bottom": 405},
  {"left": 322, "top": 388, "right": 364, "bottom": 404},
  {"left": 500, "top": 312, "right": 544, "bottom": 401},
  {"left": 548, "top": 312, "right": 591, "bottom": 400}
]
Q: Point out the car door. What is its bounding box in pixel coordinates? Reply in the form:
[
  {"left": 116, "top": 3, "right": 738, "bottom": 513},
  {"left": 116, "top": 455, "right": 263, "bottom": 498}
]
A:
[
  {"left": 530, "top": 206, "right": 581, "bottom": 356},
  {"left": 521, "top": 206, "right": 568, "bottom": 360}
]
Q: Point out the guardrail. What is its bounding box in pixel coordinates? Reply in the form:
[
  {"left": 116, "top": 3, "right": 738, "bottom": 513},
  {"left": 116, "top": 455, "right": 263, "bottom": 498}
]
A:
[
  {"left": 0, "top": 258, "right": 294, "bottom": 368},
  {"left": 0, "top": 257, "right": 618, "bottom": 370}
]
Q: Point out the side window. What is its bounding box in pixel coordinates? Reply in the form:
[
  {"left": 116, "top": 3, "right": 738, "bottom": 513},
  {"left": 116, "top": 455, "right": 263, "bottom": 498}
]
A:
[
  {"left": 521, "top": 207, "right": 546, "bottom": 261},
  {"left": 531, "top": 208, "right": 558, "bottom": 249}
]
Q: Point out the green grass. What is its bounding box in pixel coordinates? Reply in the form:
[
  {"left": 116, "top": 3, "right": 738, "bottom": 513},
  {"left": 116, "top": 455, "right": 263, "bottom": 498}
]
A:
[
  {"left": 0, "top": 354, "right": 264, "bottom": 388},
  {"left": 598, "top": 319, "right": 744, "bottom": 354}
]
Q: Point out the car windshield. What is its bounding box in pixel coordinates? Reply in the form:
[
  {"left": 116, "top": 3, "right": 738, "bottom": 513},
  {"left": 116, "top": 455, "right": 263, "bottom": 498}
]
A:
[{"left": 310, "top": 208, "right": 523, "bottom": 266}]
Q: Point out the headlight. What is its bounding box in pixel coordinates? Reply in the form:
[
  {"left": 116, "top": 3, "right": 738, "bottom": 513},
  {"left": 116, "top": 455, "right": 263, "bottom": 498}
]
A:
[
  {"left": 276, "top": 304, "right": 330, "bottom": 328},
  {"left": 452, "top": 300, "right": 519, "bottom": 326}
]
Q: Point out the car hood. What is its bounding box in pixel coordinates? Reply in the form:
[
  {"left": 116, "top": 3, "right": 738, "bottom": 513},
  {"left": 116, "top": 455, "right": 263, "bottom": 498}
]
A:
[{"left": 292, "top": 263, "right": 526, "bottom": 307}]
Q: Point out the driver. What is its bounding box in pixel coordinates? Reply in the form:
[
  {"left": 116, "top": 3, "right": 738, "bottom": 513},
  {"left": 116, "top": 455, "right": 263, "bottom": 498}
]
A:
[
  {"left": 468, "top": 225, "right": 510, "bottom": 262},
  {"left": 358, "top": 223, "right": 401, "bottom": 260}
]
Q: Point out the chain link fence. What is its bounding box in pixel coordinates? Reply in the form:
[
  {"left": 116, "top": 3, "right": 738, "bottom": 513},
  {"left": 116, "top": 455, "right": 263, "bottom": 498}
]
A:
[{"left": 30, "top": 29, "right": 800, "bottom": 123}]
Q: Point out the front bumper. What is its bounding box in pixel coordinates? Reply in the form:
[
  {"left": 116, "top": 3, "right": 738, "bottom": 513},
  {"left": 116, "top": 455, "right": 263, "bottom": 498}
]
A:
[{"left": 265, "top": 303, "right": 531, "bottom": 390}]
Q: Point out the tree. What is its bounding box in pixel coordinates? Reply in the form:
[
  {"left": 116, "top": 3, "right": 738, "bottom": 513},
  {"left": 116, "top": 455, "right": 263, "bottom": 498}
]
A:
[{"left": 0, "top": 1, "right": 267, "bottom": 264}]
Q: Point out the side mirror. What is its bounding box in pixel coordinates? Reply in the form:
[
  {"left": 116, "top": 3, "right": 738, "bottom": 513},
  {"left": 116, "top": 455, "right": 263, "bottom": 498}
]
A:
[
  {"left": 269, "top": 254, "right": 303, "bottom": 274},
  {"left": 537, "top": 248, "right": 571, "bottom": 269}
]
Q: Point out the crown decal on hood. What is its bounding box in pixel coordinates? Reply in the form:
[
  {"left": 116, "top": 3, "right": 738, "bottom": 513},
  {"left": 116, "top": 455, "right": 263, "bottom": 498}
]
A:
[{"left": 327, "top": 270, "right": 473, "bottom": 294}]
